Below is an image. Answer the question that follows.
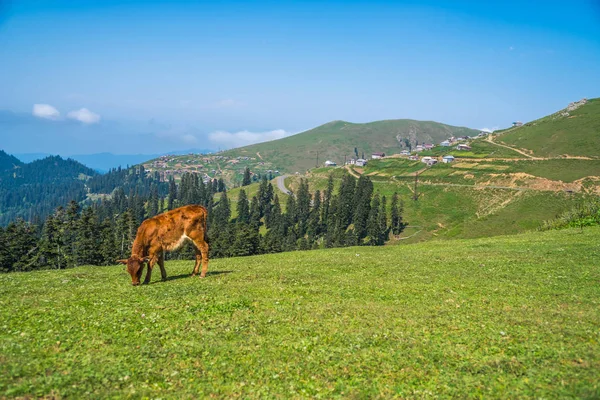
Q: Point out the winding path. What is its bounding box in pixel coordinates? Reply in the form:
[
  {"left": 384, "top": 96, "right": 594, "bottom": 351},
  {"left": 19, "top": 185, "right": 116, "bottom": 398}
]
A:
[{"left": 276, "top": 175, "right": 291, "bottom": 195}]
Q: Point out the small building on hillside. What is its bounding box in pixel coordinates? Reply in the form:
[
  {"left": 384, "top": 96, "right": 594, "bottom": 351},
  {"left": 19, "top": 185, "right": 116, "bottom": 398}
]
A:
[
  {"left": 456, "top": 144, "right": 472, "bottom": 151},
  {"left": 442, "top": 155, "right": 455, "bottom": 163},
  {"left": 409, "top": 155, "right": 420, "bottom": 161},
  {"left": 356, "top": 158, "right": 367, "bottom": 167},
  {"left": 371, "top": 152, "right": 385, "bottom": 159},
  {"left": 512, "top": 121, "right": 523, "bottom": 127},
  {"left": 440, "top": 140, "right": 451, "bottom": 147},
  {"left": 414, "top": 145, "right": 424, "bottom": 152},
  {"left": 400, "top": 150, "right": 411, "bottom": 156},
  {"left": 421, "top": 156, "right": 434, "bottom": 164},
  {"left": 424, "top": 143, "right": 434, "bottom": 150},
  {"left": 324, "top": 160, "right": 337, "bottom": 167}
]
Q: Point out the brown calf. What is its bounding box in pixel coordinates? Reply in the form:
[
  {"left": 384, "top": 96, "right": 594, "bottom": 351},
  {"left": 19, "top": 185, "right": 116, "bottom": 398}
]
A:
[{"left": 117, "top": 205, "right": 209, "bottom": 285}]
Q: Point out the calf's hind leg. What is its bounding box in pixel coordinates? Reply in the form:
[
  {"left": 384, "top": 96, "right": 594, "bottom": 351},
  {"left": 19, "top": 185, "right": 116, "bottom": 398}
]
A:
[
  {"left": 158, "top": 252, "right": 167, "bottom": 281},
  {"left": 188, "top": 231, "right": 209, "bottom": 278}
]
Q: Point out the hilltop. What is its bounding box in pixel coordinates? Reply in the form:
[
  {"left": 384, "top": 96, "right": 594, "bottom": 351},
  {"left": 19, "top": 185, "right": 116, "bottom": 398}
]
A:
[
  {"left": 142, "top": 119, "right": 479, "bottom": 186},
  {"left": 496, "top": 98, "right": 600, "bottom": 158},
  {"left": 222, "top": 119, "right": 479, "bottom": 173}
]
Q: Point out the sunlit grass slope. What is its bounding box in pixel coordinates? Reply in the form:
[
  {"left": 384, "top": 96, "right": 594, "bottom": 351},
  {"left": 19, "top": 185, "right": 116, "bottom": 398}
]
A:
[
  {"left": 498, "top": 98, "right": 600, "bottom": 158},
  {"left": 1, "top": 228, "right": 599, "bottom": 398}
]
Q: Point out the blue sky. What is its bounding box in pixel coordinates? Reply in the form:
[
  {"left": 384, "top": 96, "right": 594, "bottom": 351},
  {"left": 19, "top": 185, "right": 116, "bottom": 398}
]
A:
[{"left": 1, "top": 0, "right": 599, "bottom": 155}]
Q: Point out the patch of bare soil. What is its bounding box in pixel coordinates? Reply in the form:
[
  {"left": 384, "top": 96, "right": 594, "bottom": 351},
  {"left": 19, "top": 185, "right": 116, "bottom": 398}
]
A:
[{"left": 483, "top": 172, "right": 582, "bottom": 192}]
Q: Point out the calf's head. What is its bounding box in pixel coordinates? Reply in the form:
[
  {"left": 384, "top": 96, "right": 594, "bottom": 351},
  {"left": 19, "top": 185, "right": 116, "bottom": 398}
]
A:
[{"left": 117, "top": 256, "right": 150, "bottom": 286}]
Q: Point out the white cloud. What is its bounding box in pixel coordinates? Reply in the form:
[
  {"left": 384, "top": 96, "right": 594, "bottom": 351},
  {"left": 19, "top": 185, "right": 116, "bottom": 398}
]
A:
[
  {"left": 480, "top": 126, "right": 499, "bottom": 133},
  {"left": 209, "top": 129, "right": 290, "bottom": 148},
  {"left": 32, "top": 104, "right": 60, "bottom": 120},
  {"left": 67, "top": 108, "right": 101, "bottom": 124}
]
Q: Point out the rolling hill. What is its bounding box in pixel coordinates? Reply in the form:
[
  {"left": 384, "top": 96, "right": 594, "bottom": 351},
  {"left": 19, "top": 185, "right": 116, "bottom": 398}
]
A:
[
  {"left": 496, "top": 98, "right": 600, "bottom": 158},
  {"left": 222, "top": 119, "right": 479, "bottom": 173}
]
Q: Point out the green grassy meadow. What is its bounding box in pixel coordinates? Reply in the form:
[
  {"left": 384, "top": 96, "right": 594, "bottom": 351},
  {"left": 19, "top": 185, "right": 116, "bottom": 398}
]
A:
[
  {"left": 498, "top": 98, "right": 600, "bottom": 158},
  {"left": 1, "top": 227, "right": 599, "bottom": 398}
]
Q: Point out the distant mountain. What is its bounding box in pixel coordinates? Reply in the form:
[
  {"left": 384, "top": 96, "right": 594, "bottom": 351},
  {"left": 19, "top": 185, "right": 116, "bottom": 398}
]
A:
[
  {"left": 497, "top": 98, "right": 600, "bottom": 158},
  {"left": 222, "top": 119, "right": 479, "bottom": 173},
  {"left": 0, "top": 156, "right": 98, "bottom": 225},
  {"left": 0, "top": 150, "right": 23, "bottom": 171},
  {"left": 14, "top": 148, "right": 214, "bottom": 173}
]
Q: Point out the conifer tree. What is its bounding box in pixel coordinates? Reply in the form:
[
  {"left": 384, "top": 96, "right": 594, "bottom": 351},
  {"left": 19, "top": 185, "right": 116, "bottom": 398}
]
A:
[
  {"left": 38, "top": 213, "right": 65, "bottom": 269},
  {"left": 307, "top": 189, "right": 321, "bottom": 242},
  {"left": 148, "top": 184, "right": 159, "bottom": 217},
  {"left": 4, "top": 219, "right": 38, "bottom": 272},
  {"left": 99, "top": 217, "right": 118, "bottom": 265},
  {"left": 366, "top": 194, "right": 381, "bottom": 246},
  {"left": 296, "top": 179, "right": 311, "bottom": 236},
  {"left": 378, "top": 195, "right": 389, "bottom": 244},
  {"left": 217, "top": 178, "right": 225, "bottom": 193},
  {"left": 168, "top": 176, "right": 177, "bottom": 210},
  {"left": 249, "top": 195, "right": 261, "bottom": 230},
  {"left": 236, "top": 189, "right": 250, "bottom": 225},
  {"left": 76, "top": 207, "right": 101, "bottom": 265},
  {"left": 242, "top": 167, "right": 251, "bottom": 186},
  {"left": 321, "top": 174, "right": 334, "bottom": 235},
  {"left": 390, "top": 192, "right": 405, "bottom": 235},
  {"left": 352, "top": 175, "right": 373, "bottom": 240}
]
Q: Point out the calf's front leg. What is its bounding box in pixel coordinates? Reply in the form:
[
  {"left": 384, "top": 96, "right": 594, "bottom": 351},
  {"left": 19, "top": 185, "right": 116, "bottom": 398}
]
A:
[{"left": 143, "top": 255, "right": 158, "bottom": 284}]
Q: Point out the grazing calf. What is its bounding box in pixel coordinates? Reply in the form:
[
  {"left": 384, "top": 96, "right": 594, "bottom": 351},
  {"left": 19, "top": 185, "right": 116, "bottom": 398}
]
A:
[{"left": 117, "top": 205, "right": 209, "bottom": 285}]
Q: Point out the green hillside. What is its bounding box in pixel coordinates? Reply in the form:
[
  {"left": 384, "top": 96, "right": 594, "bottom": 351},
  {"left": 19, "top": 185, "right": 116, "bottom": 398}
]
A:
[
  {"left": 497, "top": 98, "right": 600, "bottom": 158},
  {"left": 1, "top": 227, "right": 598, "bottom": 398},
  {"left": 223, "top": 119, "right": 479, "bottom": 173}
]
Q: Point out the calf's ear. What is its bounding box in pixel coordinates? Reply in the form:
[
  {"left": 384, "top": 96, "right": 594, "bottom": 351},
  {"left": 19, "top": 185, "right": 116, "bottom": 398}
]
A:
[{"left": 116, "top": 259, "right": 128, "bottom": 265}]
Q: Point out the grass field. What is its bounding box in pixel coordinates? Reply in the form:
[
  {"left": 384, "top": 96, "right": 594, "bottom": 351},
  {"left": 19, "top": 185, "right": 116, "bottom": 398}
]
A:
[
  {"left": 498, "top": 98, "right": 600, "bottom": 158},
  {"left": 1, "top": 228, "right": 599, "bottom": 398}
]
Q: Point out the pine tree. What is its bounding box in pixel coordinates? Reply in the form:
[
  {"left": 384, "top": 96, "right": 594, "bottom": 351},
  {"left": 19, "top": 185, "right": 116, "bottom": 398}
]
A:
[
  {"left": 307, "top": 189, "right": 321, "bottom": 242},
  {"left": 378, "top": 195, "right": 389, "bottom": 244},
  {"left": 5, "top": 219, "right": 38, "bottom": 272},
  {"left": 236, "top": 189, "right": 250, "bottom": 225},
  {"left": 352, "top": 175, "right": 373, "bottom": 240},
  {"left": 321, "top": 174, "right": 334, "bottom": 236},
  {"left": 76, "top": 207, "right": 102, "bottom": 265},
  {"left": 390, "top": 192, "right": 406, "bottom": 235},
  {"left": 148, "top": 184, "right": 159, "bottom": 217},
  {"left": 242, "top": 167, "right": 251, "bottom": 186},
  {"left": 99, "top": 217, "right": 118, "bottom": 265},
  {"left": 217, "top": 178, "right": 226, "bottom": 193},
  {"left": 296, "top": 179, "right": 311, "bottom": 236},
  {"left": 38, "top": 213, "right": 66, "bottom": 269},
  {"left": 64, "top": 200, "right": 80, "bottom": 267},
  {"left": 366, "top": 194, "right": 381, "bottom": 246},
  {"left": 168, "top": 176, "right": 177, "bottom": 210},
  {"left": 249, "top": 195, "right": 261, "bottom": 230}
]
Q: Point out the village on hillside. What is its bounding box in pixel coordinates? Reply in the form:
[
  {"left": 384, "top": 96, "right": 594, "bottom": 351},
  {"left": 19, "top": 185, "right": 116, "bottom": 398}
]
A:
[
  {"left": 324, "top": 131, "right": 491, "bottom": 168},
  {"left": 143, "top": 153, "right": 281, "bottom": 187}
]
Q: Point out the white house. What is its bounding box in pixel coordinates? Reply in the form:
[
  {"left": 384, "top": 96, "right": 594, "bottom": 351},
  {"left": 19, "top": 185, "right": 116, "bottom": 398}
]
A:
[
  {"left": 440, "top": 140, "right": 451, "bottom": 147},
  {"left": 442, "top": 155, "right": 455, "bottom": 163},
  {"left": 421, "top": 156, "right": 434, "bottom": 164},
  {"left": 356, "top": 158, "right": 367, "bottom": 167},
  {"left": 371, "top": 152, "right": 385, "bottom": 159},
  {"left": 324, "top": 160, "right": 337, "bottom": 167}
]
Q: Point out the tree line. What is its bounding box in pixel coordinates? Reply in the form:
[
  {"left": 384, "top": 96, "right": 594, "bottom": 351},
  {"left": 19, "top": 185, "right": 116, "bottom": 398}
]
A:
[{"left": 0, "top": 171, "right": 406, "bottom": 272}]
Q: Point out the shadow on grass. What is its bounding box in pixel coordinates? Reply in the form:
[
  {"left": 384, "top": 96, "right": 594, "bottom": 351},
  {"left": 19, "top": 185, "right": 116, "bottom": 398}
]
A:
[{"left": 153, "top": 270, "right": 235, "bottom": 284}]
